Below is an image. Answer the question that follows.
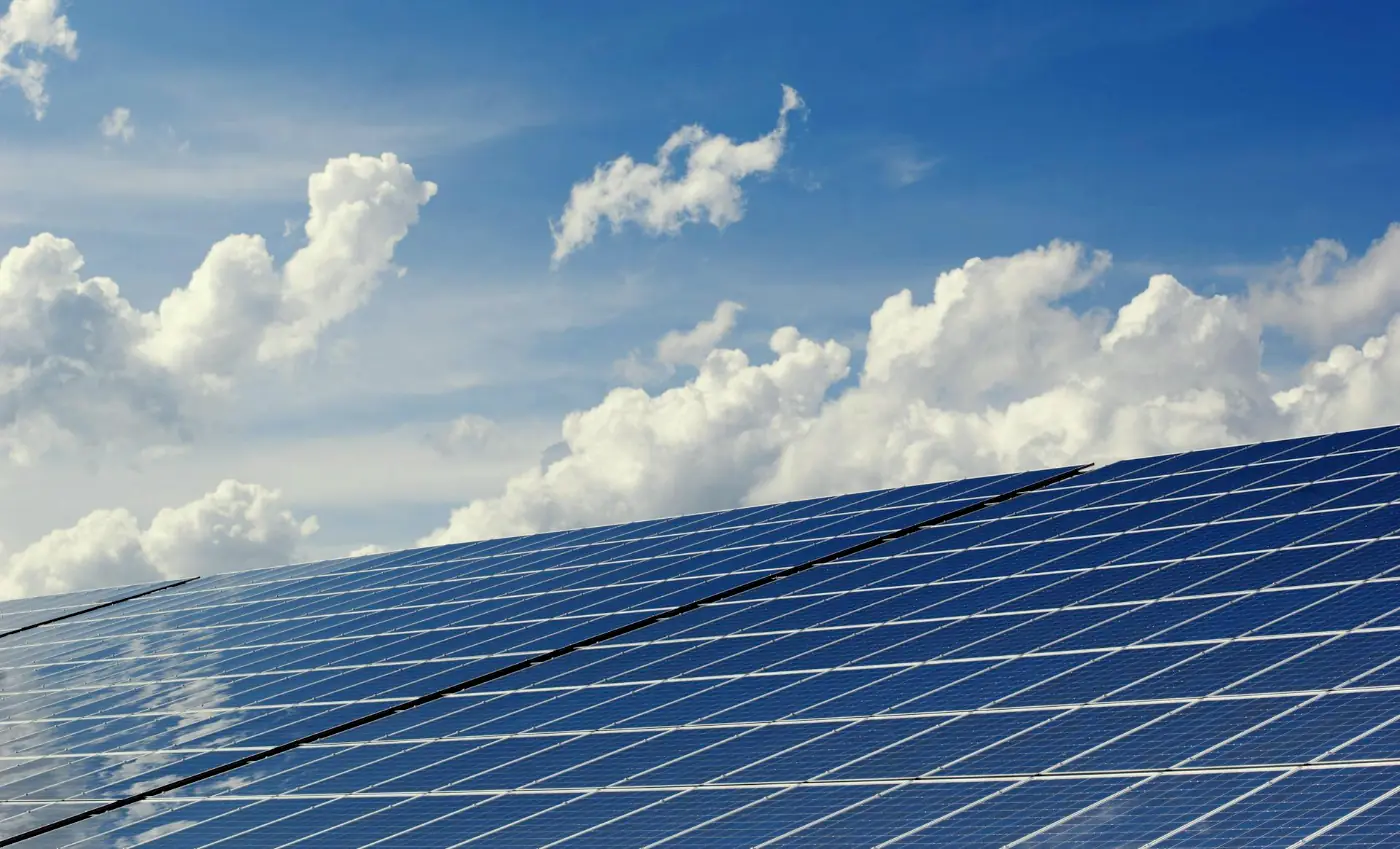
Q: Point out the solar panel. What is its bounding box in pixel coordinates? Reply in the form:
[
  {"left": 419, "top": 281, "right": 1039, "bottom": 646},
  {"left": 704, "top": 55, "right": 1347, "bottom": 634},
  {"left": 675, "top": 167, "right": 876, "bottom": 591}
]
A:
[
  {"left": 4, "top": 426, "right": 1400, "bottom": 846},
  {"left": 0, "top": 469, "right": 1066, "bottom": 845},
  {"left": 0, "top": 581, "right": 187, "bottom": 640}
]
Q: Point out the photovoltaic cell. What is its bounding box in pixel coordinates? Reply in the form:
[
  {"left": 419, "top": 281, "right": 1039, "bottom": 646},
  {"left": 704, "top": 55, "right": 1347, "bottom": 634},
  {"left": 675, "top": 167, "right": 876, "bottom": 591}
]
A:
[
  {"left": 6, "top": 425, "right": 1400, "bottom": 847},
  {"left": 0, "top": 468, "right": 1060, "bottom": 843}
]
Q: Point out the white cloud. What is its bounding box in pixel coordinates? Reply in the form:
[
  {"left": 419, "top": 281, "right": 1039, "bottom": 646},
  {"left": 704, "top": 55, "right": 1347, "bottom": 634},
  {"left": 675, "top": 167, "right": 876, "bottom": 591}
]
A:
[
  {"left": 1273, "top": 315, "right": 1400, "bottom": 436},
  {"left": 1248, "top": 223, "right": 1400, "bottom": 350},
  {"left": 0, "top": 233, "right": 183, "bottom": 466},
  {"left": 0, "top": 479, "right": 316, "bottom": 599},
  {"left": 0, "top": 153, "right": 433, "bottom": 466},
  {"left": 0, "top": 0, "right": 77, "bottom": 119},
  {"left": 860, "top": 242, "right": 1109, "bottom": 405},
  {"left": 616, "top": 299, "right": 744, "bottom": 384},
  {"left": 446, "top": 413, "right": 495, "bottom": 445},
  {"left": 657, "top": 299, "right": 745, "bottom": 367},
  {"left": 142, "top": 479, "right": 319, "bottom": 577},
  {"left": 99, "top": 106, "right": 135, "bottom": 142},
  {"left": 426, "top": 223, "right": 1400, "bottom": 543},
  {"left": 420, "top": 326, "right": 849, "bottom": 545},
  {"left": 142, "top": 152, "right": 438, "bottom": 381},
  {"left": 550, "top": 85, "right": 805, "bottom": 265},
  {"left": 754, "top": 258, "right": 1280, "bottom": 502},
  {"left": 347, "top": 543, "right": 389, "bottom": 558},
  {"left": 2, "top": 508, "right": 143, "bottom": 599}
]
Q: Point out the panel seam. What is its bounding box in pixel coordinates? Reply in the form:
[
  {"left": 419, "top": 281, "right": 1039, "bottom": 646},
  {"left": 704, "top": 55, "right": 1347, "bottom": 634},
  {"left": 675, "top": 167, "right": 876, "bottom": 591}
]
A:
[{"left": 0, "top": 578, "right": 198, "bottom": 644}]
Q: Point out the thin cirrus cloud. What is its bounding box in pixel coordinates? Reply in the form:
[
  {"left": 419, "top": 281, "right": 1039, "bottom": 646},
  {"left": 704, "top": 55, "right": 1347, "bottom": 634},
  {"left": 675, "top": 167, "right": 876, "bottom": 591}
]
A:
[
  {"left": 549, "top": 84, "right": 805, "bottom": 265},
  {"left": 879, "top": 142, "right": 939, "bottom": 188},
  {"left": 0, "top": 0, "right": 77, "bottom": 119},
  {"left": 421, "top": 224, "right": 1400, "bottom": 545}
]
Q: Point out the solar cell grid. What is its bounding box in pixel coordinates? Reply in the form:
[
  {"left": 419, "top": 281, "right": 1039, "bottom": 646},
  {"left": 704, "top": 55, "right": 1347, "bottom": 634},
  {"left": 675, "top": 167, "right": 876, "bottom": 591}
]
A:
[
  {"left": 11, "top": 427, "right": 1398, "bottom": 847},
  {"left": 4, "top": 427, "right": 1400, "bottom": 846},
  {"left": 0, "top": 469, "right": 1072, "bottom": 843},
  {"left": 0, "top": 582, "right": 185, "bottom": 639}
]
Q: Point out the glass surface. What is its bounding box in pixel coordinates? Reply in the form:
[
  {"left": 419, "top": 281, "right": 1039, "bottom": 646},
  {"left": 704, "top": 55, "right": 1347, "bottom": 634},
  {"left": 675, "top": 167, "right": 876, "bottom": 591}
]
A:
[{"left": 0, "top": 469, "right": 1053, "bottom": 842}]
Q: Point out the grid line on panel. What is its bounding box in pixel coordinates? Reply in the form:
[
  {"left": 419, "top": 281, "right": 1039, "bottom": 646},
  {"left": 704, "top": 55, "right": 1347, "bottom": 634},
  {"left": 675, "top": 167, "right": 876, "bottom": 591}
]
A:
[
  {"left": 22, "top": 766, "right": 1400, "bottom": 845},
  {"left": 0, "top": 466, "right": 1089, "bottom": 848},
  {"left": 1134, "top": 657, "right": 1400, "bottom": 847},
  {"left": 37, "top": 756, "right": 1400, "bottom": 802},
  {"left": 548, "top": 579, "right": 1399, "bottom": 656},
  {"left": 821, "top": 540, "right": 1400, "bottom": 827},
  {"left": 0, "top": 579, "right": 196, "bottom": 645},
  {"left": 5, "top": 571, "right": 1395, "bottom": 701},
  {"left": 989, "top": 616, "right": 1400, "bottom": 846},
  {"left": 639, "top": 785, "right": 796, "bottom": 849},
  {"left": 1019, "top": 569, "right": 1400, "bottom": 776},
  {"left": 1288, "top": 781, "right": 1400, "bottom": 847},
  {"left": 9, "top": 678, "right": 1400, "bottom": 761},
  {"left": 656, "top": 476, "right": 1399, "bottom": 793},
  {"left": 10, "top": 619, "right": 1400, "bottom": 726}
]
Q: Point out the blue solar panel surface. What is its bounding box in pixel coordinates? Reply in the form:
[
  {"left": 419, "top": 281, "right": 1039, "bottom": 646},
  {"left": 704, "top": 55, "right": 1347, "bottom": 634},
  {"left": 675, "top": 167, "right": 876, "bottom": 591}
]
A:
[
  {"left": 0, "top": 470, "right": 1058, "bottom": 844},
  {"left": 5, "top": 426, "right": 1400, "bottom": 846},
  {"left": 0, "top": 582, "right": 182, "bottom": 639}
]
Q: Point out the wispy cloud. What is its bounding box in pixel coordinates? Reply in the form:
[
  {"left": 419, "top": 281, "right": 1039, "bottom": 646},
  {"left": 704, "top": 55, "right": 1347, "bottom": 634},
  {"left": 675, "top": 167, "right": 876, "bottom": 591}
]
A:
[
  {"left": 876, "top": 142, "right": 939, "bottom": 187},
  {"left": 0, "top": 74, "right": 547, "bottom": 228}
]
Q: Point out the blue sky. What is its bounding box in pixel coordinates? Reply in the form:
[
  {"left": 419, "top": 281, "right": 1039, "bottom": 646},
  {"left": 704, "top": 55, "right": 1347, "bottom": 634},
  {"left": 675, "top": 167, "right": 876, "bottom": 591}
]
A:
[
  {"left": 2, "top": 0, "right": 1399, "bottom": 592},
  {"left": 36, "top": 1, "right": 1400, "bottom": 277},
  {"left": 30, "top": 1, "right": 1394, "bottom": 325}
]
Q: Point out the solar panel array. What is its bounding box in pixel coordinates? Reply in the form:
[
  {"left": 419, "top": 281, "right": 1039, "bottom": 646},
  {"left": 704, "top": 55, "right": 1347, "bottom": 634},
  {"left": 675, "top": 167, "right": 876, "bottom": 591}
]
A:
[{"left": 3, "top": 426, "right": 1400, "bottom": 847}]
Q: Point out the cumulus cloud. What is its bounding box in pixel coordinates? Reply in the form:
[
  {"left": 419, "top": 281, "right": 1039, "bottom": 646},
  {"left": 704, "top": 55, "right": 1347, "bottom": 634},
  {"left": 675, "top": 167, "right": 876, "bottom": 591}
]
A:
[
  {"left": 550, "top": 85, "right": 804, "bottom": 265},
  {"left": 616, "top": 299, "right": 745, "bottom": 384},
  {"left": 754, "top": 257, "right": 1280, "bottom": 502},
  {"left": 1274, "top": 316, "right": 1400, "bottom": 436},
  {"left": 426, "top": 222, "right": 1400, "bottom": 543},
  {"left": 0, "top": 480, "right": 316, "bottom": 599},
  {"left": 420, "top": 326, "right": 849, "bottom": 544},
  {"left": 0, "top": 153, "right": 433, "bottom": 464},
  {"left": 1248, "top": 224, "right": 1400, "bottom": 350},
  {"left": 0, "top": 0, "right": 77, "bottom": 119},
  {"left": 0, "top": 234, "right": 183, "bottom": 465},
  {"left": 99, "top": 105, "right": 134, "bottom": 142},
  {"left": 142, "top": 152, "right": 437, "bottom": 381}
]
